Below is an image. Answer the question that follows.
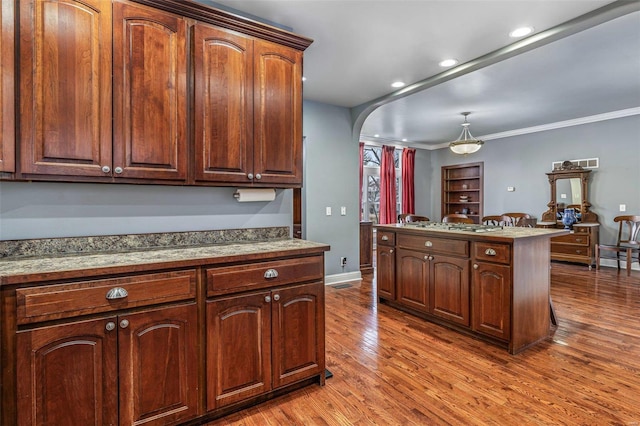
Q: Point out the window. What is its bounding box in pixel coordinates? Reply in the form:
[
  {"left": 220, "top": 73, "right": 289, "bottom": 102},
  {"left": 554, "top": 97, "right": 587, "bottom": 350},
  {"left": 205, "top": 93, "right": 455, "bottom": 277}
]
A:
[{"left": 361, "top": 146, "right": 402, "bottom": 224}]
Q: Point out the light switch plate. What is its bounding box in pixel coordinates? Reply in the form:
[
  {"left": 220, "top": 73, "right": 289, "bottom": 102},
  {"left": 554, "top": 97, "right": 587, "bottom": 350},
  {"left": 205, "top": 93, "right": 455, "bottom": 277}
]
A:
[
  {"left": 340, "top": 206, "right": 347, "bottom": 216},
  {"left": 326, "top": 206, "right": 332, "bottom": 216},
  {"left": 620, "top": 204, "right": 626, "bottom": 212}
]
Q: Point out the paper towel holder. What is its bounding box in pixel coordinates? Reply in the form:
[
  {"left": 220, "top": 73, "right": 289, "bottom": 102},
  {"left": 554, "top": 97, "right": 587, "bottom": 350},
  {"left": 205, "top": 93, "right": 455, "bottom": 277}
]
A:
[{"left": 234, "top": 188, "right": 277, "bottom": 202}]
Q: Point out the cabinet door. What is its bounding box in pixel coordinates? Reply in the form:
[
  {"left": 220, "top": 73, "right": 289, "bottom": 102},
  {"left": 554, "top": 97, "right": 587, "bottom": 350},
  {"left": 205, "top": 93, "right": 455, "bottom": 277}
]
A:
[
  {"left": 253, "top": 39, "right": 303, "bottom": 186},
  {"left": 376, "top": 245, "right": 396, "bottom": 300},
  {"left": 112, "top": 1, "right": 187, "bottom": 181},
  {"left": 118, "top": 303, "right": 198, "bottom": 425},
  {"left": 0, "top": 0, "right": 15, "bottom": 173},
  {"left": 16, "top": 317, "right": 118, "bottom": 426},
  {"left": 472, "top": 262, "right": 511, "bottom": 340},
  {"left": 19, "top": 0, "right": 112, "bottom": 177},
  {"left": 193, "top": 23, "right": 253, "bottom": 183},
  {"left": 431, "top": 256, "right": 470, "bottom": 326},
  {"left": 272, "top": 282, "right": 325, "bottom": 389},
  {"left": 396, "top": 248, "right": 430, "bottom": 312},
  {"left": 206, "top": 291, "right": 272, "bottom": 409}
]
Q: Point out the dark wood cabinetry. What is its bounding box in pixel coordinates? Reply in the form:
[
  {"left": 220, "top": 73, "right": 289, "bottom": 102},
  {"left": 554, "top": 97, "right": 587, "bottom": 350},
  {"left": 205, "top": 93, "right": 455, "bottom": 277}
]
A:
[
  {"left": 0, "top": 0, "right": 15, "bottom": 173},
  {"left": 441, "top": 162, "right": 484, "bottom": 223},
  {"left": 193, "top": 25, "right": 303, "bottom": 186},
  {"left": 359, "top": 221, "right": 373, "bottom": 273},
  {"left": 376, "top": 230, "right": 396, "bottom": 300},
  {"left": 10, "top": 0, "right": 311, "bottom": 186},
  {"left": 19, "top": 0, "right": 113, "bottom": 177},
  {"left": 375, "top": 224, "right": 564, "bottom": 353},
  {"left": 16, "top": 293, "right": 198, "bottom": 425},
  {"left": 112, "top": 0, "right": 188, "bottom": 181}
]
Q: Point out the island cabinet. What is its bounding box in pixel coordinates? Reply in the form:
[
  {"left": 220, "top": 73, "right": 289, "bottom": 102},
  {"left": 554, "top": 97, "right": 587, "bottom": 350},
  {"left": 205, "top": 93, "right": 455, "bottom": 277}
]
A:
[
  {"left": 376, "top": 230, "right": 396, "bottom": 300},
  {"left": 205, "top": 256, "right": 325, "bottom": 410},
  {"left": 14, "top": 270, "right": 199, "bottom": 426},
  {"left": 0, "top": 0, "right": 15, "bottom": 174},
  {"left": 375, "top": 224, "right": 565, "bottom": 354}
]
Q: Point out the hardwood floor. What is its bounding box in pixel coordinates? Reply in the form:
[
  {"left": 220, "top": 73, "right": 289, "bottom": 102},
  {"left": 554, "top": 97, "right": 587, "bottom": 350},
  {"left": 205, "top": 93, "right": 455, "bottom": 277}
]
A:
[{"left": 206, "top": 263, "right": 640, "bottom": 425}]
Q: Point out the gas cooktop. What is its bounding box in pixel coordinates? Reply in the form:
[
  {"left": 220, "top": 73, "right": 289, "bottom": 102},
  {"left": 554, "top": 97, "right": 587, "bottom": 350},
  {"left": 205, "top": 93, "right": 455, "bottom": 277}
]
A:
[{"left": 407, "top": 222, "right": 503, "bottom": 232}]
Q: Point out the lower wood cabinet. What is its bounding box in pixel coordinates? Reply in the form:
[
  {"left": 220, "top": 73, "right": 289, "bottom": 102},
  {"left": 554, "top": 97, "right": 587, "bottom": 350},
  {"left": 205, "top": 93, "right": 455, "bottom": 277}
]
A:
[
  {"left": 471, "top": 262, "right": 511, "bottom": 340},
  {"left": 206, "top": 282, "right": 325, "bottom": 410},
  {"left": 16, "top": 303, "right": 198, "bottom": 426}
]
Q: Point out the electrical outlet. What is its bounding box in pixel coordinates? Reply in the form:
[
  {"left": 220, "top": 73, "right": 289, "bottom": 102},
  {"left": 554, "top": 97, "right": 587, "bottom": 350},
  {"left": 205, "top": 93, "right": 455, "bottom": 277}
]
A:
[
  {"left": 340, "top": 257, "right": 347, "bottom": 267},
  {"left": 620, "top": 204, "right": 626, "bottom": 212}
]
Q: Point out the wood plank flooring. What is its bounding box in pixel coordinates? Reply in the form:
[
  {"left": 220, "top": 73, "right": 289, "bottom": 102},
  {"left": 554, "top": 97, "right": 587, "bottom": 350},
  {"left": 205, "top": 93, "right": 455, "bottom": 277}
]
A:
[{"left": 207, "top": 263, "right": 640, "bottom": 425}]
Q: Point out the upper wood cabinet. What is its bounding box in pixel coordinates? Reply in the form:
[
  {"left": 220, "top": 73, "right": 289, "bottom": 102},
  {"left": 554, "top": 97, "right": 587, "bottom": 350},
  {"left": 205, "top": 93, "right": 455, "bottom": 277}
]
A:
[
  {"left": 19, "top": 0, "right": 113, "bottom": 177},
  {"left": 112, "top": 0, "right": 188, "bottom": 181},
  {"left": 194, "top": 24, "right": 303, "bottom": 186},
  {"left": 0, "top": 0, "right": 15, "bottom": 173}
]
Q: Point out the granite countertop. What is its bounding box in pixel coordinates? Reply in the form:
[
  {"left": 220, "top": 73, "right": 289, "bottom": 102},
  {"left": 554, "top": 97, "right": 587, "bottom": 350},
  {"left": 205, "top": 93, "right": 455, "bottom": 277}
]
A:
[
  {"left": 376, "top": 223, "right": 568, "bottom": 240},
  {"left": 0, "top": 228, "right": 330, "bottom": 286}
]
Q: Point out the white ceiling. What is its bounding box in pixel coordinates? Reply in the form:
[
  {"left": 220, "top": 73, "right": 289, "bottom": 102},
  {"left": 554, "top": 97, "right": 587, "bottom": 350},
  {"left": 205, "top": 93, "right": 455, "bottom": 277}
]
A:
[{"left": 201, "top": 0, "right": 640, "bottom": 149}]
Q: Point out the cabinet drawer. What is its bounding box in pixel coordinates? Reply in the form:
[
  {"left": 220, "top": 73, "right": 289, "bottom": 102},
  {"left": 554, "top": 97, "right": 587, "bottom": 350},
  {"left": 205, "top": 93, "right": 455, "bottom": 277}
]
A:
[
  {"left": 207, "top": 255, "right": 323, "bottom": 296},
  {"left": 552, "top": 244, "right": 591, "bottom": 257},
  {"left": 16, "top": 270, "right": 197, "bottom": 325},
  {"left": 473, "top": 242, "right": 511, "bottom": 264},
  {"left": 377, "top": 231, "right": 395, "bottom": 246},
  {"left": 397, "top": 234, "right": 468, "bottom": 257},
  {"left": 552, "top": 234, "right": 590, "bottom": 245}
]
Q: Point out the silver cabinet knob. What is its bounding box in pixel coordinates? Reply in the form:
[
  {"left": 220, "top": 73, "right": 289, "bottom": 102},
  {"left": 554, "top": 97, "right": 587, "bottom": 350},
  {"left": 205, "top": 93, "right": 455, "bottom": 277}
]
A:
[
  {"left": 247, "top": 173, "right": 254, "bottom": 179},
  {"left": 114, "top": 167, "right": 123, "bottom": 174},
  {"left": 106, "top": 287, "right": 128, "bottom": 300},
  {"left": 484, "top": 248, "right": 497, "bottom": 256},
  {"left": 105, "top": 321, "right": 116, "bottom": 331},
  {"left": 473, "top": 264, "right": 479, "bottom": 269},
  {"left": 424, "top": 241, "right": 433, "bottom": 247},
  {"left": 120, "top": 319, "right": 129, "bottom": 329},
  {"left": 429, "top": 255, "right": 434, "bottom": 261},
  {"left": 265, "top": 295, "right": 271, "bottom": 303},
  {"left": 102, "top": 165, "right": 111, "bottom": 173},
  {"left": 264, "top": 269, "right": 279, "bottom": 279},
  {"left": 273, "top": 294, "right": 280, "bottom": 301},
  {"left": 381, "top": 235, "right": 389, "bottom": 241},
  {"left": 424, "top": 255, "right": 429, "bottom": 261},
  {"left": 389, "top": 249, "right": 394, "bottom": 254},
  {"left": 255, "top": 173, "right": 262, "bottom": 180}
]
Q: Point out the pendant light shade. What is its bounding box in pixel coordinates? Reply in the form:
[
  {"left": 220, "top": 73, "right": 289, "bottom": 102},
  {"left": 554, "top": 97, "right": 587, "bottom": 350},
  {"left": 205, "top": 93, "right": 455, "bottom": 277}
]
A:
[{"left": 449, "top": 112, "right": 484, "bottom": 154}]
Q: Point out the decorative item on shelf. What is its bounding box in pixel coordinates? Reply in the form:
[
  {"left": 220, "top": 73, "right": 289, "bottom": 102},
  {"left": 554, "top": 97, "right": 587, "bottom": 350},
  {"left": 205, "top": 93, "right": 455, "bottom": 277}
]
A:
[
  {"left": 561, "top": 208, "right": 577, "bottom": 229},
  {"left": 461, "top": 208, "right": 469, "bottom": 214},
  {"left": 449, "top": 112, "right": 484, "bottom": 155},
  {"left": 462, "top": 184, "right": 468, "bottom": 190},
  {"left": 459, "top": 195, "right": 469, "bottom": 202}
]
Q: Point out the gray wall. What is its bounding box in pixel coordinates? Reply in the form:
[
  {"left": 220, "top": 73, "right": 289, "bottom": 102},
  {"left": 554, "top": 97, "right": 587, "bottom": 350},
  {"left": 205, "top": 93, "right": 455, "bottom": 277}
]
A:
[
  {"left": 427, "top": 115, "right": 640, "bottom": 244},
  {"left": 303, "top": 100, "right": 360, "bottom": 277},
  {"left": 0, "top": 182, "right": 292, "bottom": 240}
]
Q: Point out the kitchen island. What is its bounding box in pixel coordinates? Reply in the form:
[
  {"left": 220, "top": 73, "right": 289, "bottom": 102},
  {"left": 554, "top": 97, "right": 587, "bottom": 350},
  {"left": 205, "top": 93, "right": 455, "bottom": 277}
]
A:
[
  {"left": 0, "top": 228, "right": 329, "bottom": 425},
  {"left": 375, "top": 222, "right": 567, "bottom": 354}
]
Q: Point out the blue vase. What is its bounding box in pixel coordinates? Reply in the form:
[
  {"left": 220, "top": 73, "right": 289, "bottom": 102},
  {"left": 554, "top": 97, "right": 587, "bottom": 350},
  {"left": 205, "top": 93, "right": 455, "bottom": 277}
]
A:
[{"left": 562, "top": 208, "right": 577, "bottom": 229}]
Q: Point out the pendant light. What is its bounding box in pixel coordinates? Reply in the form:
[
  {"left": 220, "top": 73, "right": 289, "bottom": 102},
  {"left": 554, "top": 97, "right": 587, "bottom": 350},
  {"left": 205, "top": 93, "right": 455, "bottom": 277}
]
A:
[{"left": 449, "top": 112, "right": 484, "bottom": 155}]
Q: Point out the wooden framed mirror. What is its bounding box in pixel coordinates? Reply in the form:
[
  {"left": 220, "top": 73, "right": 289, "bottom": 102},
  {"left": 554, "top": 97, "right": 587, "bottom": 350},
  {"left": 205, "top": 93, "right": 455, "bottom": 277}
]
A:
[{"left": 541, "top": 161, "right": 598, "bottom": 224}]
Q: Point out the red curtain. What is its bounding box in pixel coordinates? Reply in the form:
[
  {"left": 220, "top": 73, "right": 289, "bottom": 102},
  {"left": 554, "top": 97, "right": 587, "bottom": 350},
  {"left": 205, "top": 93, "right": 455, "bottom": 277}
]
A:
[
  {"left": 359, "top": 142, "right": 364, "bottom": 221},
  {"left": 401, "top": 148, "right": 416, "bottom": 214},
  {"left": 379, "top": 145, "right": 397, "bottom": 224}
]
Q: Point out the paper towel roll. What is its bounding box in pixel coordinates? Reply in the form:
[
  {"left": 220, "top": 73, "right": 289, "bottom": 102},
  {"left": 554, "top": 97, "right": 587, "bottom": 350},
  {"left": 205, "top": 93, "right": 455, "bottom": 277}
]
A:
[{"left": 234, "top": 188, "right": 276, "bottom": 202}]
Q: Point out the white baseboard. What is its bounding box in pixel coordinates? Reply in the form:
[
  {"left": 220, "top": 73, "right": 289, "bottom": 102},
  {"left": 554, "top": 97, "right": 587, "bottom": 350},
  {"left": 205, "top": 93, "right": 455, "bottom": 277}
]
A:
[
  {"left": 325, "top": 271, "right": 362, "bottom": 286},
  {"left": 597, "top": 258, "right": 640, "bottom": 271}
]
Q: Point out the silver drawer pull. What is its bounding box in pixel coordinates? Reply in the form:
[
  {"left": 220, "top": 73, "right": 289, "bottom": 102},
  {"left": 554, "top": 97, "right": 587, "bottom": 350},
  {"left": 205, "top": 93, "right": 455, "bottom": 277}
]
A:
[
  {"left": 264, "top": 269, "right": 279, "bottom": 279},
  {"left": 381, "top": 235, "right": 389, "bottom": 241},
  {"left": 575, "top": 238, "right": 583, "bottom": 242},
  {"left": 485, "top": 248, "right": 497, "bottom": 256},
  {"left": 106, "top": 287, "right": 128, "bottom": 300},
  {"left": 425, "top": 241, "right": 433, "bottom": 247}
]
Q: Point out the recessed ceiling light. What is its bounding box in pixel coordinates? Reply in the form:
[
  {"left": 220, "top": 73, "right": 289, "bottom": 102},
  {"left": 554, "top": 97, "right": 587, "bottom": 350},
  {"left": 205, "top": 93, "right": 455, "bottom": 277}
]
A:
[
  {"left": 391, "top": 81, "right": 405, "bottom": 88},
  {"left": 510, "top": 27, "right": 533, "bottom": 38},
  {"left": 439, "top": 59, "right": 458, "bottom": 67}
]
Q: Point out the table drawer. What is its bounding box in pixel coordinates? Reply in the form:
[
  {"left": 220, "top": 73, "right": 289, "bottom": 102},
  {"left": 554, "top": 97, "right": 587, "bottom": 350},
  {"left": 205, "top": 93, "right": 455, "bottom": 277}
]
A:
[
  {"left": 397, "top": 234, "right": 468, "bottom": 257},
  {"left": 207, "top": 255, "right": 323, "bottom": 296},
  {"left": 16, "top": 270, "right": 197, "bottom": 325},
  {"left": 473, "top": 242, "right": 511, "bottom": 264},
  {"left": 377, "top": 230, "right": 396, "bottom": 246},
  {"left": 552, "top": 244, "right": 591, "bottom": 257},
  {"left": 552, "top": 234, "right": 590, "bottom": 245}
]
